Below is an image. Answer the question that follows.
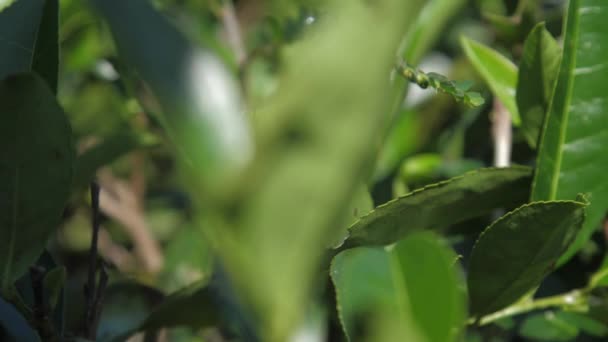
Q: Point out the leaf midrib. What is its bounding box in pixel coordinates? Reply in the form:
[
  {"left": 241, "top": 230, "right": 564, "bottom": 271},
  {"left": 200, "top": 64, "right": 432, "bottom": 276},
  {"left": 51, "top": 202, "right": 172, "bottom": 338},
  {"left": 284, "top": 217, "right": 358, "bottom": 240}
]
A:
[
  {"left": 474, "top": 202, "right": 583, "bottom": 316},
  {"left": 533, "top": 0, "right": 581, "bottom": 201}
]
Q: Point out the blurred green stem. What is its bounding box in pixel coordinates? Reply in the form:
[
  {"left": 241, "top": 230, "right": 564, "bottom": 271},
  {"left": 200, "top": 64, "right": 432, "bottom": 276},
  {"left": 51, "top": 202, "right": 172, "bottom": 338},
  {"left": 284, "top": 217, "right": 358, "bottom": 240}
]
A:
[{"left": 471, "top": 289, "right": 589, "bottom": 326}]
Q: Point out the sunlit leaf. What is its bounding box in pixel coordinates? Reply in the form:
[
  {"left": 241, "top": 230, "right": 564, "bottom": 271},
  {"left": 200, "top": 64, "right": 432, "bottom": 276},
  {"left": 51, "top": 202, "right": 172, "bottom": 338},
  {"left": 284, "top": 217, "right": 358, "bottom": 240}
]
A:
[
  {"left": 340, "top": 166, "right": 531, "bottom": 249},
  {"left": 531, "top": 0, "right": 608, "bottom": 265}
]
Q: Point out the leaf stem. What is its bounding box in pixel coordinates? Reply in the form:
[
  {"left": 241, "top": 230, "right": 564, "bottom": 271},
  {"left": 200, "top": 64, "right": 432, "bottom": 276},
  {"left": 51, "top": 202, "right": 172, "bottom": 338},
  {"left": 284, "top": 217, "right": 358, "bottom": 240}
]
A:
[{"left": 470, "top": 289, "right": 588, "bottom": 326}]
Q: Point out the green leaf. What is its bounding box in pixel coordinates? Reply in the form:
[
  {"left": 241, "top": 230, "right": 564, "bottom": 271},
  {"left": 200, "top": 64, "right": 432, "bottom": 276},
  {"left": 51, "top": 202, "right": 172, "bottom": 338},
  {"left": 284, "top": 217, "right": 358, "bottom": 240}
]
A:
[
  {"left": 97, "top": 282, "right": 164, "bottom": 342},
  {"left": 460, "top": 37, "right": 520, "bottom": 125},
  {"left": 331, "top": 232, "right": 465, "bottom": 342},
  {"left": 139, "top": 281, "right": 218, "bottom": 332},
  {"left": 516, "top": 23, "right": 561, "bottom": 149},
  {"left": 519, "top": 311, "right": 579, "bottom": 341},
  {"left": 0, "top": 0, "right": 59, "bottom": 92},
  {"left": 340, "top": 166, "right": 532, "bottom": 249},
  {"left": 401, "top": 0, "right": 467, "bottom": 64},
  {"left": 204, "top": 1, "right": 424, "bottom": 340},
  {"left": 42, "top": 266, "right": 65, "bottom": 310},
  {"left": 0, "top": 73, "right": 73, "bottom": 294},
  {"left": 90, "top": 0, "right": 253, "bottom": 192},
  {"left": 531, "top": 0, "right": 608, "bottom": 265},
  {"left": 468, "top": 199, "right": 587, "bottom": 317}
]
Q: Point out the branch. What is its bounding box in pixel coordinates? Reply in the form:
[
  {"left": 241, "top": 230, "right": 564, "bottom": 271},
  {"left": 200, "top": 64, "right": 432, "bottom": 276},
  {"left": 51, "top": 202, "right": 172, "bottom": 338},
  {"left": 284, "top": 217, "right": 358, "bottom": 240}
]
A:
[{"left": 471, "top": 289, "right": 588, "bottom": 326}]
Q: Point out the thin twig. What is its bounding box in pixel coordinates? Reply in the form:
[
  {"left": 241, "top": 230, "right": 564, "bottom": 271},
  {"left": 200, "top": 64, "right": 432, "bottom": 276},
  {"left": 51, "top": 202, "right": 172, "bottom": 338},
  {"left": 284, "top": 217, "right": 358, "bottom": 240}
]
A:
[
  {"left": 492, "top": 99, "right": 512, "bottom": 167},
  {"left": 219, "top": 0, "right": 247, "bottom": 66},
  {"left": 30, "top": 266, "right": 56, "bottom": 341},
  {"left": 84, "top": 182, "right": 108, "bottom": 340},
  {"left": 470, "top": 289, "right": 588, "bottom": 326}
]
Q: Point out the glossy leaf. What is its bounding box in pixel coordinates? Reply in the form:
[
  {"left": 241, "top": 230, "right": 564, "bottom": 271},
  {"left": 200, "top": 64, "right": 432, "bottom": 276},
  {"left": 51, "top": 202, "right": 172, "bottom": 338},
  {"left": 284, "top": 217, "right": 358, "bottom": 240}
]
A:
[
  {"left": 331, "top": 232, "right": 465, "bottom": 342},
  {"left": 468, "top": 199, "right": 587, "bottom": 317},
  {"left": 90, "top": 0, "right": 253, "bottom": 192},
  {"left": 340, "top": 166, "right": 531, "bottom": 249},
  {"left": 0, "top": 73, "right": 73, "bottom": 294},
  {"left": 531, "top": 0, "right": 608, "bottom": 265},
  {"left": 461, "top": 37, "right": 520, "bottom": 125},
  {"left": 516, "top": 23, "right": 561, "bottom": 148},
  {"left": 0, "top": 0, "right": 59, "bottom": 92}
]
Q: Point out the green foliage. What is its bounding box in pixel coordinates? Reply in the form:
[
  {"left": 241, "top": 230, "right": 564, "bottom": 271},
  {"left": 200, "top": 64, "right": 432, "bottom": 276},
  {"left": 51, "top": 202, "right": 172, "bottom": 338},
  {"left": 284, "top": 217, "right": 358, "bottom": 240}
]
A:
[
  {"left": 399, "top": 63, "right": 484, "bottom": 107},
  {"left": 468, "top": 198, "right": 587, "bottom": 317},
  {"left": 517, "top": 23, "right": 561, "bottom": 149},
  {"left": 0, "top": 0, "right": 58, "bottom": 92},
  {"left": 91, "top": 0, "right": 252, "bottom": 193},
  {"left": 341, "top": 166, "right": 531, "bottom": 249},
  {"left": 461, "top": 37, "right": 520, "bottom": 124},
  {"left": 1, "top": 0, "right": 608, "bottom": 341},
  {"left": 0, "top": 73, "right": 73, "bottom": 294},
  {"left": 332, "top": 232, "right": 465, "bottom": 342},
  {"left": 531, "top": 0, "right": 608, "bottom": 266}
]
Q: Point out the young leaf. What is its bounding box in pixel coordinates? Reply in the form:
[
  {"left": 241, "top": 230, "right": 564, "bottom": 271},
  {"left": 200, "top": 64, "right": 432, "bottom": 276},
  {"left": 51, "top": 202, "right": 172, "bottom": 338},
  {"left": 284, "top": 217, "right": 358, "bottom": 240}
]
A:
[
  {"left": 468, "top": 199, "right": 587, "bottom": 317},
  {"left": 0, "top": 73, "right": 73, "bottom": 294},
  {"left": 516, "top": 23, "right": 561, "bottom": 149},
  {"left": 340, "top": 166, "right": 532, "bottom": 249},
  {"left": 331, "top": 232, "right": 465, "bottom": 342},
  {"left": 531, "top": 0, "right": 608, "bottom": 265},
  {"left": 460, "top": 37, "right": 520, "bottom": 125},
  {"left": 0, "top": 0, "right": 59, "bottom": 92},
  {"left": 399, "top": 64, "right": 484, "bottom": 107},
  {"left": 90, "top": 0, "right": 253, "bottom": 193}
]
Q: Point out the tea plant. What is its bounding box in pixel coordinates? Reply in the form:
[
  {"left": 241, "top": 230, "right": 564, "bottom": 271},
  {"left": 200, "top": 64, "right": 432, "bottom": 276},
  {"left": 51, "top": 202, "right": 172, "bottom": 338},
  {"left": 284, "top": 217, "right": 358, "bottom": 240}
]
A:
[{"left": 1, "top": 0, "right": 607, "bottom": 341}]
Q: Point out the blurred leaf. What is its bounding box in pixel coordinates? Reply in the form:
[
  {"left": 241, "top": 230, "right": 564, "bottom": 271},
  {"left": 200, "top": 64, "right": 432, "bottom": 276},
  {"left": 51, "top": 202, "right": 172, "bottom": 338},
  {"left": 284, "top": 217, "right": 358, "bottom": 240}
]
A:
[
  {"left": 516, "top": 23, "right": 561, "bottom": 149},
  {"left": 331, "top": 232, "right": 465, "bottom": 342},
  {"left": 398, "top": 153, "right": 442, "bottom": 184},
  {"left": 340, "top": 166, "right": 532, "bottom": 249},
  {"left": 0, "top": 297, "right": 40, "bottom": 342},
  {"left": 400, "top": 0, "right": 466, "bottom": 64},
  {"left": 42, "top": 266, "right": 66, "bottom": 310},
  {"left": 460, "top": 37, "right": 520, "bottom": 124},
  {"left": 90, "top": 0, "right": 253, "bottom": 192},
  {"left": 14, "top": 251, "right": 65, "bottom": 337},
  {"left": 73, "top": 131, "right": 156, "bottom": 190},
  {"left": 0, "top": 73, "right": 73, "bottom": 294},
  {"left": 205, "top": 1, "right": 423, "bottom": 340},
  {"left": 531, "top": 0, "right": 608, "bottom": 266},
  {"left": 0, "top": 0, "right": 58, "bottom": 92},
  {"left": 161, "top": 225, "right": 212, "bottom": 292},
  {"left": 97, "top": 282, "right": 164, "bottom": 342},
  {"left": 519, "top": 311, "right": 579, "bottom": 341},
  {"left": 468, "top": 199, "right": 587, "bottom": 317},
  {"left": 373, "top": 108, "right": 421, "bottom": 180}
]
